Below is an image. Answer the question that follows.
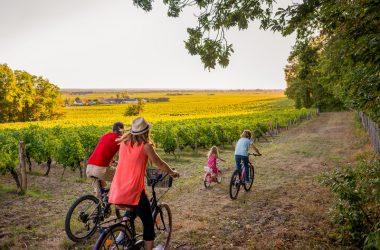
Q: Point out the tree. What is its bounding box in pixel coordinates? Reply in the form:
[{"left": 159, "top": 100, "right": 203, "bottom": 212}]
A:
[
  {"left": 14, "top": 70, "right": 35, "bottom": 121},
  {"left": 0, "top": 64, "right": 17, "bottom": 122},
  {"left": 133, "top": 0, "right": 275, "bottom": 69},
  {"left": 273, "top": 0, "right": 380, "bottom": 121},
  {"left": 31, "top": 76, "right": 63, "bottom": 120},
  {"left": 284, "top": 38, "right": 344, "bottom": 111},
  {"left": 124, "top": 99, "right": 145, "bottom": 116},
  {"left": 0, "top": 64, "right": 63, "bottom": 123}
]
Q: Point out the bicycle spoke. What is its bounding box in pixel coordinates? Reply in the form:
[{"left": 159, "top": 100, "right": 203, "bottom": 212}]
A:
[
  {"left": 154, "top": 204, "right": 172, "bottom": 249},
  {"left": 229, "top": 170, "right": 241, "bottom": 199},
  {"left": 65, "top": 195, "right": 100, "bottom": 242}
]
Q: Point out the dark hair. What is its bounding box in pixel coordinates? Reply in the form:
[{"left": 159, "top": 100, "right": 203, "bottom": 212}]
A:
[{"left": 112, "top": 122, "right": 124, "bottom": 135}]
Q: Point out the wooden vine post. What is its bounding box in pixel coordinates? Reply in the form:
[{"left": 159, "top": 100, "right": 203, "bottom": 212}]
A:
[{"left": 19, "top": 141, "right": 27, "bottom": 193}]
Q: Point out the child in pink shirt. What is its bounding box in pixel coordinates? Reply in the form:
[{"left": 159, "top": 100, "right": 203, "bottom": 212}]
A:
[{"left": 207, "top": 146, "right": 225, "bottom": 175}]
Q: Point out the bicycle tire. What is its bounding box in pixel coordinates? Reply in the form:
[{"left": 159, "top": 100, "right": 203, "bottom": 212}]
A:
[
  {"left": 243, "top": 164, "right": 255, "bottom": 191},
  {"left": 154, "top": 203, "right": 172, "bottom": 249},
  {"left": 216, "top": 170, "right": 222, "bottom": 184},
  {"left": 204, "top": 173, "right": 211, "bottom": 188},
  {"left": 229, "top": 170, "right": 241, "bottom": 200},
  {"left": 65, "top": 194, "right": 100, "bottom": 242},
  {"left": 93, "top": 224, "right": 139, "bottom": 250}
]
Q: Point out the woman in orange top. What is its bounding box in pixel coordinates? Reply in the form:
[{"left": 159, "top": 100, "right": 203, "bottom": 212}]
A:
[{"left": 108, "top": 117, "right": 179, "bottom": 250}]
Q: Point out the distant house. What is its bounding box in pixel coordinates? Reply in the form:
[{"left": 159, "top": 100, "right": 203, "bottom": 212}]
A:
[
  {"left": 147, "top": 97, "right": 169, "bottom": 103},
  {"left": 88, "top": 100, "right": 98, "bottom": 105},
  {"left": 95, "top": 97, "right": 169, "bottom": 105},
  {"left": 73, "top": 99, "right": 84, "bottom": 106},
  {"left": 120, "top": 98, "right": 139, "bottom": 104}
]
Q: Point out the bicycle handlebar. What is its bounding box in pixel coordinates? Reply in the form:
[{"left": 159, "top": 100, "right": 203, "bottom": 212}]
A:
[
  {"left": 248, "top": 153, "right": 262, "bottom": 156},
  {"left": 150, "top": 172, "right": 170, "bottom": 186}
]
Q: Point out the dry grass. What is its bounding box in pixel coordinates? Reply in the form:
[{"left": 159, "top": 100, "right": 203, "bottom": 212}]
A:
[{"left": 0, "top": 112, "right": 372, "bottom": 249}]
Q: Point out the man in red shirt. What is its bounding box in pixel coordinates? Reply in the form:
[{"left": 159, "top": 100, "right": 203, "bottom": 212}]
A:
[{"left": 86, "top": 122, "right": 124, "bottom": 195}]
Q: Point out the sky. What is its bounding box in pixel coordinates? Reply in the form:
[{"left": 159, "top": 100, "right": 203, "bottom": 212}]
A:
[{"left": 0, "top": 0, "right": 297, "bottom": 90}]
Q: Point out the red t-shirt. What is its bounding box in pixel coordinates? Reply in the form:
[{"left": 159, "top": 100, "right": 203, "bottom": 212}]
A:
[{"left": 88, "top": 132, "right": 120, "bottom": 167}]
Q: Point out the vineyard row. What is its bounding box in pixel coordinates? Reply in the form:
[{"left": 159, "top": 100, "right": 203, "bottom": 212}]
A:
[{"left": 0, "top": 108, "right": 315, "bottom": 183}]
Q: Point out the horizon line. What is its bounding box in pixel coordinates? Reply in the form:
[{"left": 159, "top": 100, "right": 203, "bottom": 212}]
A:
[{"left": 60, "top": 88, "right": 285, "bottom": 92}]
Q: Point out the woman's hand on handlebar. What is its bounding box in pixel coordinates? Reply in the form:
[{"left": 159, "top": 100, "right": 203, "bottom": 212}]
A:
[{"left": 170, "top": 169, "right": 180, "bottom": 178}]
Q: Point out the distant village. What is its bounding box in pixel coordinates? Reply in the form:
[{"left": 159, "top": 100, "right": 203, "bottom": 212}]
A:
[{"left": 65, "top": 97, "right": 169, "bottom": 106}]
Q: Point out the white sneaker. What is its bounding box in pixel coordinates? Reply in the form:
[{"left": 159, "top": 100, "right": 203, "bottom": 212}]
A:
[
  {"left": 116, "top": 232, "right": 125, "bottom": 244},
  {"left": 153, "top": 244, "right": 164, "bottom": 250}
]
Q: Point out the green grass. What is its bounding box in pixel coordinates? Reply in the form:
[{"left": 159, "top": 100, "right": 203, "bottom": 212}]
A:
[
  {"left": 26, "top": 187, "right": 51, "bottom": 199},
  {"left": 0, "top": 184, "right": 52, "bottom": 198},
  {"left": 0, "top": 183, "right": 18, "bottom": 194}
]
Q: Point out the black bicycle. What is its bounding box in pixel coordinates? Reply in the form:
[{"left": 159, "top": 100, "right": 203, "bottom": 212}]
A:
[
  {"left": 93, "top": 169, "right": 173, "bottom": 250},
  {"left": 65, "top": 178, "right": 121, "bottom": 242},
  {"left": 229, "top": 153, "right": 260, "bottom": 200}
]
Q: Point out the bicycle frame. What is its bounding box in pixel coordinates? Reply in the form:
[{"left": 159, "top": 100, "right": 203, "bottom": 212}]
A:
[
  {"left": 97, "top": 172, "right": 171, "bottom": 238},
  {"left": 238, "top": 153, "right": 257, "bottom": 180},
  {"left": 149, "top": 173, "right": 171, "bottom": 226}
]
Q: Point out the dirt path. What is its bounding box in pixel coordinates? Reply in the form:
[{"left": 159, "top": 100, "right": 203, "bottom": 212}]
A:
[
  {"left": 168, "top": 112, "right": 368, "bottom": 249},
  {"left": 0, "top": 112, "right": 370, "bottom": 249}
]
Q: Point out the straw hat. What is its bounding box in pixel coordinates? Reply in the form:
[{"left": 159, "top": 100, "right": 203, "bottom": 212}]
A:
[{"left": 130, "top": 117, "right": 152, "bottom": 135}]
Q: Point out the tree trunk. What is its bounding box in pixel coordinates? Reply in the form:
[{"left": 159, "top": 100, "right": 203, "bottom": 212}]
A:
[
  {"left": 26, "top": 153, "right": 32, "bottom": 172},
  {"left": 10, "top": 168, "right": 21, "bottom": 190},
  {"left": 61, "top": 167, "right": 66, "bottom": 180},
  {"left": 45, "top": 157, "right": 52, "bottom": 176},
  {"left": 19, "top": 141, "right": 27, "bottom": 193},
  {"left": 78, "top": 163, "right": 83, "bottom": 178}
]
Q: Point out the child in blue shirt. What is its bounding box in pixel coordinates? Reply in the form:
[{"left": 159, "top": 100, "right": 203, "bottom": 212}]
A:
[{"left": 235, "top": 130, "right": 261, "bottom": 183}]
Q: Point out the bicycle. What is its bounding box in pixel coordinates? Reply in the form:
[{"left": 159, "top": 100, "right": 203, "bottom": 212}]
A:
[
  {"left": 93, "top": 169, "right": 173, "bottom": 250},
  {"left": 229, "top": 153, "right": 260, "bottom": 200},
  {"left": 203, "top": 164, "right": 222, "bottom": 188},
  {"left": 65, "top": 177, "right": 121, "bottom": 242}
]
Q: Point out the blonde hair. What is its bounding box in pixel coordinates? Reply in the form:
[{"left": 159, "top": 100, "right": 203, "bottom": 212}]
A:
[
  {"left": 117, "top": 130, "right": 154, "bottom": 147},
  {"left": 240, "top": 130, "right": 252, "bottom": 139},
  {"left": 207, "top": 146, "right": 219, "bottom": 158}
]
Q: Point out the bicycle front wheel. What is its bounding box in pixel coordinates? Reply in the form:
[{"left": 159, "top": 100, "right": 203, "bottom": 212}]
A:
[
  {"left": 229, "top": 170, "right": 241, "bottom": 200},
  {"left": 65, "top": 195, "right": 100, "bottom": 242},
  {"left": 243, "top": 164, "right": 255, "bottom": 191},
  {"left": 154, "top": 203, "right": 172, "bottom": 249}
]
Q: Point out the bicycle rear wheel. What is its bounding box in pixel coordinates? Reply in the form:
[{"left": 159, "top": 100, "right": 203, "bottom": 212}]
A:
[
  {"left": 65, "top": 195, "right": 100, "bottom": 242},
  {"left": 154, "top": 203, "right": 172, "bottom": 249},
  {"left": 93, "top": 224, "right": 141, "bottom": 250},
  {"left": 204, "top": 173, "right": 211, "bottom": 188},
  {"left": 216, "top": 170, "right": 222, "bottom": 184},
  {"left": 243, "top": 164, "right": 255, "bottom": 191},
  {"left": 229, "top": 170, "right": 241, "bottom": 200}
]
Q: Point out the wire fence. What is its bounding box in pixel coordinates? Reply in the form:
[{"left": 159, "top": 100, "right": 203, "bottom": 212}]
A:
[{"left": 358, "top": 112, "right": 380, "bottom": 155}]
